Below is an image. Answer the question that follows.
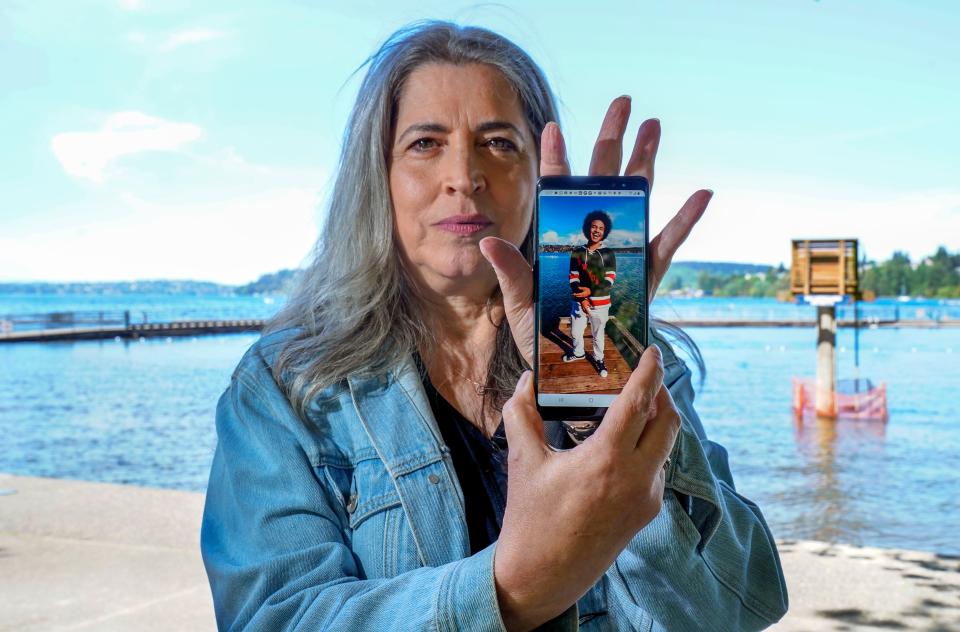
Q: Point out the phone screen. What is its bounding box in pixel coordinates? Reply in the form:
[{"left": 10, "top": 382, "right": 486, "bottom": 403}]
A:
[{"left": 535, "top": 180, "right": 648, "bottom": 415}]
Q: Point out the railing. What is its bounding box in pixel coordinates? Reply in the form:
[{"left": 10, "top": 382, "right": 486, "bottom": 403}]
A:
[
  {"left": 0, "top": 308, "right": 272, "bottom": 333},
  {"left": 0, "top": 311, "right": 266, "bottom": 343},
  {"left": 1, "top": 310, "right": 140, "bottom": 333}
]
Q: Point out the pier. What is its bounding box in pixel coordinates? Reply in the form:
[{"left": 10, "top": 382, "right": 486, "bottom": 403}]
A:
[
  {"left": 0, "top": 319, "right": 265, "bottom": 343},
  {"left": 0, "top": 309, "right": 266, "bottom": 343},
  {"left": 539, "top": 316, "right": 636, "bottom": 395}
]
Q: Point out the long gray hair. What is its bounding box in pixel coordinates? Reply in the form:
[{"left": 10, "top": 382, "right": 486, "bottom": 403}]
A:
[{"left": 268, "top": 21, "right": 559, "bottom": 416}]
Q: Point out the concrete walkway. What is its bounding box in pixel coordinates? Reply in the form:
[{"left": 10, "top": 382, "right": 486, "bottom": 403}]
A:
[
  {"left": 0, "top": 473, "right": 213, "bottom": 632},
  {"left": 1, "top": 472, "right": 958, "bottom": 631}
]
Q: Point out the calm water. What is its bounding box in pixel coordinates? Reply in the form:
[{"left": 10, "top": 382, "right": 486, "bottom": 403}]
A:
[{"left": 1, "top": 294, "right": 958, "bottom": 554}]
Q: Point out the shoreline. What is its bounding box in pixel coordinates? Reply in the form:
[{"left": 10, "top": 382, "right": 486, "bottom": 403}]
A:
[{"left": 2, "top": 472, "right": 958, "bottom": 631}]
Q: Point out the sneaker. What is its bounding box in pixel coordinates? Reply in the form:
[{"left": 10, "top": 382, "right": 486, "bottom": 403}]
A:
[
  {"left": 562, "top": 352, "right": 585, "bottom": 363},
  {"left": 596, "top": 360, "right": 608, "bottom": 378}
]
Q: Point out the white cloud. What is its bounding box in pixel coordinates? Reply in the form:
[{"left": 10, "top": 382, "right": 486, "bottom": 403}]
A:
[
  {"left": 540, "top": 230, "right": 583, "bottom": 246},
  {"left": 0, "top": 187, "right": 321, "bottom": 285},
  {"left": 604, "top": 229, "right": 645, "bottom": 248},
  {"left": 540, "top": 227, "right": 644, "bottom": 248},
  {"left": 159, "top": 28, "right": 226, "bottom": 52},
  {"left": 117, "top": 0, "right": 143, "bottom": 10},
  {"left": 542, "top": 178, "right": 960, "bottom": 264},
  {"left": 51, "top": 112, "right": 203, "bottom": 183},
  {"left": 651, "top": 180, "right": 960, "bottom": 265}
]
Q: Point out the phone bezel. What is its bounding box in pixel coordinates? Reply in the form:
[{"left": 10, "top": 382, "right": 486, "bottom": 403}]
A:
[{"left": 533, "top": 175, "right": 650, "bottom": 423}]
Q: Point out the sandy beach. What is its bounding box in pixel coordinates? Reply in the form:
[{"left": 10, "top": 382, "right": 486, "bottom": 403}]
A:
[{"left": 1, "top": 472, "right": 957, "bottom": 631}]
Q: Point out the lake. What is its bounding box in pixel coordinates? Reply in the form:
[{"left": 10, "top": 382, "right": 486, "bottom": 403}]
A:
[{"left": 1, "top": 293, "right": 958, "bottom": 555}]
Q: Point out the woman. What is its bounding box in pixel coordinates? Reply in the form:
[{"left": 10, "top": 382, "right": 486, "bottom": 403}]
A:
[
  {"left": 200, "top": 21, "right": 788, "bottom": 631},
  {"left": 566, "top": 210, "right": 617, "bottom": 377}
]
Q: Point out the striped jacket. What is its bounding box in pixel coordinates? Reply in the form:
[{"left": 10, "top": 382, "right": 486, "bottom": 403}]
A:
[{"left": 569, "top": 245, "right": 617, "bottom": 307}]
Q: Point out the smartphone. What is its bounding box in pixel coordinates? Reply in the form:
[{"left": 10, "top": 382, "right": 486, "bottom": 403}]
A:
[{"left": 534, "top": 175, "right": 650, "bottom": 426}]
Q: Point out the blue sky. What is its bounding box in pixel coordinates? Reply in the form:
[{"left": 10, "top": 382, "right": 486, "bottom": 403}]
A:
[
  {"left": 539, "top": 193, "right": 646, "bottom": 248},
  {"left": 2, "top": 0, "right": 958, "bottom": 283}
]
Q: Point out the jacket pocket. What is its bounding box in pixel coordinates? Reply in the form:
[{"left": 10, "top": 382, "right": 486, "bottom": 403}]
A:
[
  {"left": 345, "top": 458, "right": 421, "bottom": 580},
  {"left": 666, "top": 488, "right": 703, "bottom": 550}
]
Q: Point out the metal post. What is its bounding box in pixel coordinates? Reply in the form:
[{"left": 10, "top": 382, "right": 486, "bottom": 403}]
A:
[
  {"left": 816, "top": 305, "right": 837, "bottom": 418},
  {"left": 124, "top": 310, "right": 130, "bottom": 329},
  {"left": 853, "top": 299, "right": 860, "bottom": 393}
]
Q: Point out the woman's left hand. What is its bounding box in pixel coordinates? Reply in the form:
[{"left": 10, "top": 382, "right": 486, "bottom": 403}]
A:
[{"left": 480, "top": 96, "right": 712, "bottom": 366}]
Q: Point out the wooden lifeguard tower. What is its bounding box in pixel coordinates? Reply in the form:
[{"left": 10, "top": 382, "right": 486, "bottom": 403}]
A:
[
  {"left": 790, "top": 239, "right": 859, "bottom": 298},
  {"left": 790, "top": 239, "right": 886, "bottom": 420}
]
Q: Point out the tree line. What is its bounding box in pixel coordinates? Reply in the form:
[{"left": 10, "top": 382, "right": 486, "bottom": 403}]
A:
[
  {"left": 669, "top": 247, "right": 959, "bottom": 298},
  {"left": 859, "top": 247, "right": 960, "bottom": 298}
]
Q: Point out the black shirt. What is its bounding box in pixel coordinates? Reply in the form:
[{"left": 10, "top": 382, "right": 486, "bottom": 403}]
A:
[
  {"left": 420, "top": 374, "right": 509, "bottom": 554},
  {"left": 417, "top": 360, "right": 575, "bottom": 555}
]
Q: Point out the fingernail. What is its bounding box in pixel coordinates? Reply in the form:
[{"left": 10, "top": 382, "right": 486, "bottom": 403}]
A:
[
  {"left": 542, "top": 123, "right": 559, "bottom": 150},
  {"left": 516, "top": 371, "right": 531, "bottom": 392},
  {"left": 705, "top": 189, "right": 714, "bottom": 198}
]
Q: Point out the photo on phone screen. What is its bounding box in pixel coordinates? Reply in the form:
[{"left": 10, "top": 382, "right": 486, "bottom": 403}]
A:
[{"left": 536, "top": 180, "right": 648, "bottom": 414}]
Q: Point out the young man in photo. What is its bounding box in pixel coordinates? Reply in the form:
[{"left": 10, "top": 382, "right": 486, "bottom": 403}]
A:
[{"left": 565, "top": 210, "right": 616, "bottom": 377}]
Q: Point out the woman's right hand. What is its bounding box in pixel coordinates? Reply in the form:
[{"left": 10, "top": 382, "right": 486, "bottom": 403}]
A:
[{"left": 493, "top": 345, "right": 681, "bottom": 631}]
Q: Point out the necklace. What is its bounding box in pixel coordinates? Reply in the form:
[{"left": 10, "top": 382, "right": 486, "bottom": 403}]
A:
[{"left": 450, "top": 368, "right": 488, "bottom": 396}]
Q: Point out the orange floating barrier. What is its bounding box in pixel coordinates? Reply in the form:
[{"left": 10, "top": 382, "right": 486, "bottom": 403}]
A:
[{"left": 792, "top": 377, "right": 888, "bottom": 421}]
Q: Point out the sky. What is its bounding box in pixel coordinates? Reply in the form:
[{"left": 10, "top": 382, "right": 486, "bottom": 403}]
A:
[
  {"left": 539, "top": 193, "right": 647, "bottom": 248},
  {"left": 1, "top": 0, "right": 958, "bottom": 284}
]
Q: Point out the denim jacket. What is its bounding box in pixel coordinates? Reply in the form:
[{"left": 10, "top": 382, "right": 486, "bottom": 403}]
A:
[{"left": 200, "top": 328, "right": 788, "bottom": 631}]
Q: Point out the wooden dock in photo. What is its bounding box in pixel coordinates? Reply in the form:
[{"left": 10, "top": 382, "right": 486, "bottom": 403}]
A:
[
  {"left": 538, "top": 317, "right": 638, "bottom": 395},
  {"left": 0, "top": 319, "right": 265, "bottom": 343}
]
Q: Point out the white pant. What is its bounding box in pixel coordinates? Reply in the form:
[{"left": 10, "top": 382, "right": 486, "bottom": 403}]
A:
[{"left": 570, "top": 301, "right": 610, "bottom": 361}]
